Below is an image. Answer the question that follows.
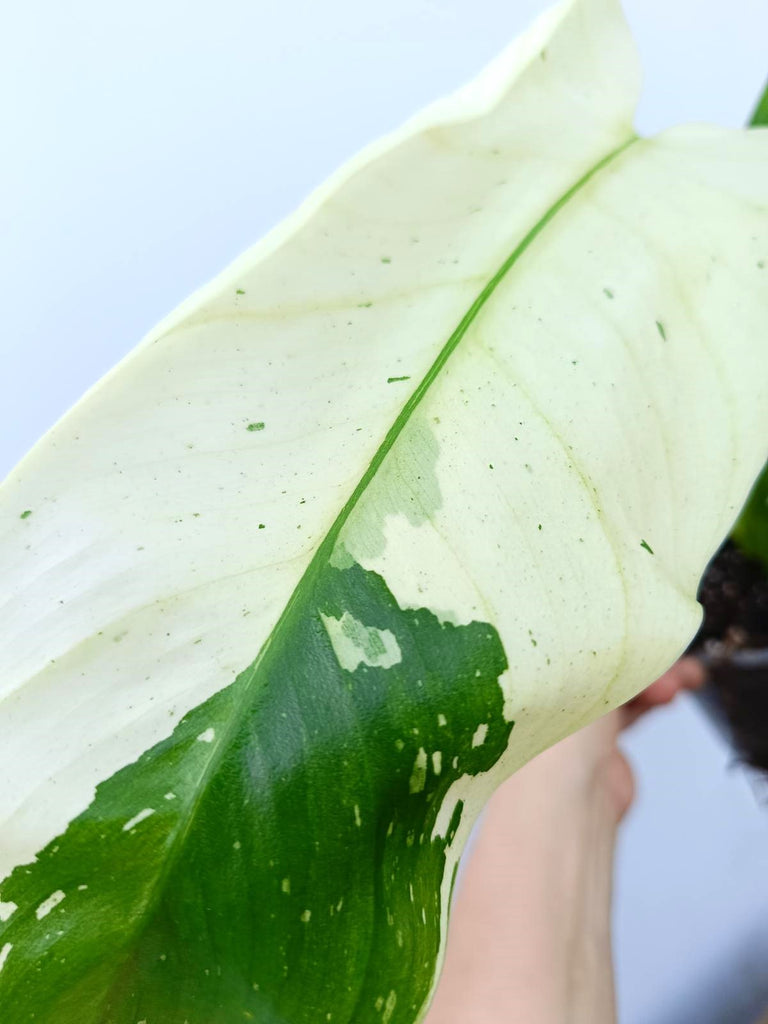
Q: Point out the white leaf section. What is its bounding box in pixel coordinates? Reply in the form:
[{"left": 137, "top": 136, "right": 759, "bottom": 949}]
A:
[
  {"left": 0, "top": 903, "right": 17, "bottom": 924},
  {"left": 122, "top": 808, "right": 156, "bottom": 832},
  {"left": 320, "top": 612, "right": 402, "bottom": 672},
  {"left": 35, "top": 891, "right": 65, "bottom": 921}
]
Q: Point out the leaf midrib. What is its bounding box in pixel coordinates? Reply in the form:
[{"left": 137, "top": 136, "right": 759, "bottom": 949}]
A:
[
  {"left": 93, "top": 130, "right": 639, "bottom": 1011},
  {"left": 322, "top": 134, "right": 639, "bottom": 562}
]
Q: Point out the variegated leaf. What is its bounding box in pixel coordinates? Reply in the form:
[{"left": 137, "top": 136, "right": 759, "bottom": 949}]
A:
[{"left": 1, "top": 0, "right": 767, "bottom": 1020}]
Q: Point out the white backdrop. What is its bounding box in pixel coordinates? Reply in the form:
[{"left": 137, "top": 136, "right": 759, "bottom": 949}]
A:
[{"left": 2, "top": 1, "right": 768, "bottom": 1020}]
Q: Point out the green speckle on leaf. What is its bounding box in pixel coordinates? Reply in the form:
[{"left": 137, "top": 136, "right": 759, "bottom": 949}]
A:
[
  {"left": 246, "top": 422, "right": 265, "bottom": 432},
  {"left": 758, "top": 260, "right": 765, "bottom": 269},
  {"left": 19, "top": 510, "right": 32, "bottom": 520},
  {"left": 258, "top": 524, "right": 266, "bottom": 530},
  {"left": 236, "top": 289, "right": 245, "bottom": 295},
  {"left": 386, "top": 376, "right": 411, "bottom": 384},
  {"left": 603, "top": 287, "right": 614, "bottom": 299},
  {"left": 381, "top": 257, "right": 391, "bottom": 264},
  {"left": 537, "top": 523, "right": 542, "bottom": 531},
  {"left": 655, "top": 320, "right": 667, "bottom": 341},
  {"left": 357, "top": 302, "right": 373, "bottom": 308},
  {"left": 640, "top": 539, "right": 654, "bottom": 554}
]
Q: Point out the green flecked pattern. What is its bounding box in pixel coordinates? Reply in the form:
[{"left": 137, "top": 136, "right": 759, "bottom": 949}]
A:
[{"left": 0, "top": 560, "right": 511, "bottom": 1023}]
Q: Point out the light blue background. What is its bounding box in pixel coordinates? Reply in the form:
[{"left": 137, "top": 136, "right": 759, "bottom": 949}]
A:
[{"left": 2, "top": 2, "right": 768, "bottom": 1020}]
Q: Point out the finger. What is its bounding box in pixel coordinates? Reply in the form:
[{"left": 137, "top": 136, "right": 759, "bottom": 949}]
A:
[{"left": 621, "top": 657, "right": 706, "bottom": 727}]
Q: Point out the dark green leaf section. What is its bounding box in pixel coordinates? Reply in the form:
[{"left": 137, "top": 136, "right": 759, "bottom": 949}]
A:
[
  {"left": 0, "top": 560, "right": 512, "bottom": 1023},
  {"left": 731, "top": 462, "right": 768, "bottom": 571}
]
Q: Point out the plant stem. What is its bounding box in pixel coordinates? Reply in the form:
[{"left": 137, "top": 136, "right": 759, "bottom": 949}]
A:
[{"left": 750, "top": 78, "right": 768, "bottom": 126}]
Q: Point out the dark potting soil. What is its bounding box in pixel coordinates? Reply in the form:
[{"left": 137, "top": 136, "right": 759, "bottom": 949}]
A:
[
  {"left": 689, "top": 541, "right": 768, "bottom": 773},
  {"left": 691, "top": 541, "right": 768, "bottom": 652}
]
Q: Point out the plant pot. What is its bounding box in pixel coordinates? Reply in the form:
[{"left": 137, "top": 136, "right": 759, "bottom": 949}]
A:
[
  {"left": 689, "top": 542, "right": 768, "bottom": 771},
  {"left": 695, "top": 646, "right": 768, "bottom": 771}
]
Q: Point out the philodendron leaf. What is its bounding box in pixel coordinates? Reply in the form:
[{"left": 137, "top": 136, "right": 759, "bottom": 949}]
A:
[{"left": 1, "top": 0, "right": 767, "bottom": 1020}]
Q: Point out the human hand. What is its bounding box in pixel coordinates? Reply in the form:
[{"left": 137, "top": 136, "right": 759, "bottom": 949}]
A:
[
  {"left": 558, "top": 655, "right": 706, "bottom": 822},
  {"left": 424, "top": 657, "right": 705, "bottom": 1024}
]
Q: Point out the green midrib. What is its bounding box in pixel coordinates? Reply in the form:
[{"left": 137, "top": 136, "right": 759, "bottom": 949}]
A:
[
  {"left": 92, "top": 132, "right": 640, "bottom": 1003},
  {"left": 322, "top": 134, "right": 639, "bottom": 561}
]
